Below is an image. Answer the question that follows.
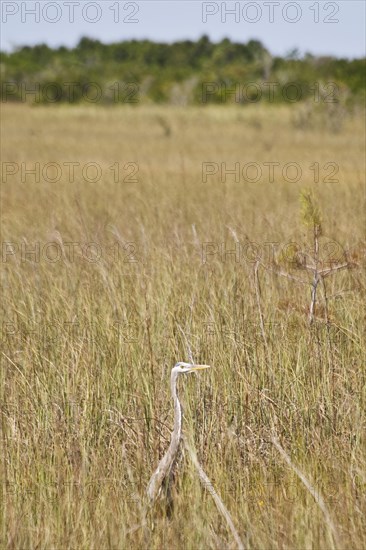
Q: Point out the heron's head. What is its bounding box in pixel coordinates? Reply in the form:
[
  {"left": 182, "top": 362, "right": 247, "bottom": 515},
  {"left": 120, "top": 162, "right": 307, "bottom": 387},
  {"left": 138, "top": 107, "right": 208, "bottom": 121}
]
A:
[{"left": 172, "top": 362, "right": 211, "bottom": 375}]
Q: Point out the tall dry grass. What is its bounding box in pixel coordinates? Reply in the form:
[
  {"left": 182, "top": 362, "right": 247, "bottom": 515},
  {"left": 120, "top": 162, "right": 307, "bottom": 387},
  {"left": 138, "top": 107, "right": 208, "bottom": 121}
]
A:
[{"left": 1, "top": 103, "right": 365, "bottom": 549}]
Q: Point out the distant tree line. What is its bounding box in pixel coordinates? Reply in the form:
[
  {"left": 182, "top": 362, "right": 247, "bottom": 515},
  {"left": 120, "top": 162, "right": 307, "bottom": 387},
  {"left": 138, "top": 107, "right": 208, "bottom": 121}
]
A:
[{"left": 1, "top": 36, "right": 364, "bottom": 105}]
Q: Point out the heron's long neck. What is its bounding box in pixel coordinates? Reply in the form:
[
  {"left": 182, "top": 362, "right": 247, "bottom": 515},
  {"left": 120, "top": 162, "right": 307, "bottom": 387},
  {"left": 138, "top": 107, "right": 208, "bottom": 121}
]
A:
[{"left": 170, "top": 371, "right": 182, "bottom": 449}]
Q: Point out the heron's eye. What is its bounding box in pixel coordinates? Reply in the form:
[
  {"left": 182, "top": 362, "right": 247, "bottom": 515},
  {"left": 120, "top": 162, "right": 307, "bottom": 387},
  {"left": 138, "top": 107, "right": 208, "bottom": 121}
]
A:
[{"left": 180, "top": 365, "right": 184, "bottom": 369}]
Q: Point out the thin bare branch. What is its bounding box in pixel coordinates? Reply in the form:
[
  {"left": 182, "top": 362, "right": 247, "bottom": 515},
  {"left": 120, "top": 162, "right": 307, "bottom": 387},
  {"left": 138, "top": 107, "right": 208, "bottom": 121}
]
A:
[
  {"left": 319, "top": 262, "right": 354, "bottom": 278},
  {"left": 254, "top": 261, "right": 268, "bottom": 349},
  {"left": 177, "top": 323, "right": 195, "bottom": 364},
  {"left": 261, "top": 263, "right": 309, "bottom": 285},
  {"left": 185, "top": 440, "right": 245, "bottom": 550},
  {"left": 272, "top": 437, "right": 339, "bottom": 550}
]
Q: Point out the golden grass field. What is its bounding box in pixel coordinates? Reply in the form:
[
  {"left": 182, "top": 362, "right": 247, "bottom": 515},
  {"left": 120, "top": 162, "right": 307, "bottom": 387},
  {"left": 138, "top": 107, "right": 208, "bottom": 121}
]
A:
[{"left": 1, "top": 103, "right": 365, "bottom": 549}]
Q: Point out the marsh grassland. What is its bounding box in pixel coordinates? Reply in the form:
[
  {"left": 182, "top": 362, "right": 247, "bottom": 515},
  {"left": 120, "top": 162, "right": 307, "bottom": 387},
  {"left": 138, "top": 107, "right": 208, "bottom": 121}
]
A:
[{"left": 1, "top": 104, "right": 365, "bottom": 549}]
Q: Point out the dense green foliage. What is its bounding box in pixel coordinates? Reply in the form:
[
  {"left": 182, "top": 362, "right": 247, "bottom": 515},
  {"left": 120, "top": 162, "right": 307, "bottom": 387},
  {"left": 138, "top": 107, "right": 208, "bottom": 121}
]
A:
[{"left": 1, "top": 36, "right": 365, "bottom": 104}]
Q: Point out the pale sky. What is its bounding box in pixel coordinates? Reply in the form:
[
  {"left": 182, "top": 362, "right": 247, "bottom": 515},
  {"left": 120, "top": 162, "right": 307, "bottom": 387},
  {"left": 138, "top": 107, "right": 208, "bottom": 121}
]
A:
[{"left": 1, "top": 1, "right": 365, "bottom": 58}]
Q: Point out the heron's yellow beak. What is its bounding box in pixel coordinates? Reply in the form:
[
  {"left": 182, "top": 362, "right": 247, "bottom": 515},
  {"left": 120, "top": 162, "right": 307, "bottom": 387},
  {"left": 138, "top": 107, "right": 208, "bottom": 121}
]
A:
[{"left": 190, "top": 364, "right": 211, "bottom": 370}]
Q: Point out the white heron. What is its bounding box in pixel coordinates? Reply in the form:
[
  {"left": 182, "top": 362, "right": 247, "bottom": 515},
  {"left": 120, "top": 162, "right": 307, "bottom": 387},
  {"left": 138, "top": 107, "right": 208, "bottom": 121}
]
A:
[{"left": 146, "top": 362, "right": 211, "bottom": 505}]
